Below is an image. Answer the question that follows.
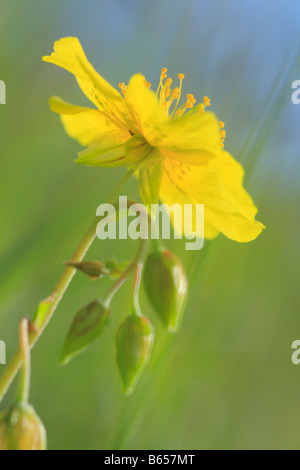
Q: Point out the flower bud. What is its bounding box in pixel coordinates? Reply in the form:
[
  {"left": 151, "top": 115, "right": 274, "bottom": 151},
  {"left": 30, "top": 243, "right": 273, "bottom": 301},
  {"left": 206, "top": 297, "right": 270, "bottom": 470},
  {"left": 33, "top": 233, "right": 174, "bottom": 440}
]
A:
[
  {"left": 143, "top": 249, "right": 188, "bottom": 332},
  {"left": 60, "top": 300, "right": 110, "bottom": 365},
  {"left": 0, "top": 403, "right": 46, "bottom": 450},
  {"left": 116, "top": 315, "right": 154, "bottom": 395}
]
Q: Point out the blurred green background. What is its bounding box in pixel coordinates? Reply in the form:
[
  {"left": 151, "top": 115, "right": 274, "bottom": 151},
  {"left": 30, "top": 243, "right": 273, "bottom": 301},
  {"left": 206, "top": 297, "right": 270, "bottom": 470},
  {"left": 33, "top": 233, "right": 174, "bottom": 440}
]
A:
[{"left": 1, "top": 0, "right": 300, "bottom": 450}]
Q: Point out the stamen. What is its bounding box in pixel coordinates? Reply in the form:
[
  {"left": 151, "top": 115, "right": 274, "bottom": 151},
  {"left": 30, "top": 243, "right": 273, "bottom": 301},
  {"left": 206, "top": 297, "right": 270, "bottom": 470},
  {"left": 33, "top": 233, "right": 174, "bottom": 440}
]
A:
[
  {"left": 187, "top": 94, "right": 196, "bottom": 107},
  {"left": 160, "top": 68, "right": 167, "bottom": 80},
  {"left": 172, "top": 88, "right": 180, "bottom": 99},
  {"left": 170, "top": 74, "right": 184, "bottom": 117},
  {"left": 186, "top": 93, "right": 196, "bottom": 104},
  {"left": 158, "top": 77, "right": 171, "bottom": 108},
  {"left": 118, "top": 83, "right": 127, "bottom": 96},
  {"left": 153, "top": 68, "right": 213, "bottom": 121},
  {"left": 156, "top": 67, "right": 167, "bottom": 97},
  {"left": 164, "top": 78, "right": 173, "bottom": 95}
]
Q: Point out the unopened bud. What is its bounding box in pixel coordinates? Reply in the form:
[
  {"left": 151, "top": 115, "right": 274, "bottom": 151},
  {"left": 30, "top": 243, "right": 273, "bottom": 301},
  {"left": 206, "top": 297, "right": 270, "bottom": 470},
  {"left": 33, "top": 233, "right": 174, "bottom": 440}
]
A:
[
  {"left": 60, "top": 300, "right": 110, "bottom": 365},
  {"left": 116, "top": 315, "right": 154, "bottom": 395},
  {"left": 0, "top": 403, "right": 46, "bottom": 450},
  {"left": 144, "top": 249, "right": 188, "bottom": 332}
]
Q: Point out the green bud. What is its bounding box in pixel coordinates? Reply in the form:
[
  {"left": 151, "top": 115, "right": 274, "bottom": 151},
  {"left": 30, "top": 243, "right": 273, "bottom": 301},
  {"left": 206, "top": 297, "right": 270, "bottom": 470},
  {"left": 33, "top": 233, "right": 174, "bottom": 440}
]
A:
[
  {"left": 60, "top": 300, "right": 110, "bottom": 365},
  {"left": 64, "top": 258, "right": 128, "bottom": 281},
  {"left": 116, "top": 315, "right": 154, "bottom": 395},
  {"left": 65, "top": 260, "right": 110, "bottom": 280},
  {"left": 144, "top": 249, "right": 188, "bottom": 332},
  {"left": 0, "top": 403, "right": 46, "bottom": 450}
]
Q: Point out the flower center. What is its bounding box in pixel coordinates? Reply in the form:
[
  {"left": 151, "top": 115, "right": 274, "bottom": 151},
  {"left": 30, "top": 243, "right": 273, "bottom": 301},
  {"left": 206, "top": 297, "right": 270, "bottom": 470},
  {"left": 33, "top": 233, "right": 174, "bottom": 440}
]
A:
[
  {"left": 119, "top": 68, "right": 226, "bottom": 149},
  {"left": 156, "top": 68, "right": 227, "bottom": 148}
]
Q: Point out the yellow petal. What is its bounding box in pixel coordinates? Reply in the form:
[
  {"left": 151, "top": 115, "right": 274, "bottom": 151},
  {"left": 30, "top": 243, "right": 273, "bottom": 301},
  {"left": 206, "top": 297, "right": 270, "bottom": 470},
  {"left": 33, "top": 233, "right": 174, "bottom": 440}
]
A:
[
  {"left": 43, "top": 37, "right": 128, "bottom": 129},
  {"left": 50, "top": 96, "right": 120, "bottom": 146},
  {"left": 125, "top": 74, "right": 168, "bottom": 138},
  {"left": 161, "top": 151, "right": 265, "bottom": 243},
  {"left": 159, "top": 168, "right": 208, "bottom": 240},
  {"left": 149, "top": 111, "right": 221, "bottom": 156},
  {"left": 160, "top": 148, "right": 215, "bottom": 166}
]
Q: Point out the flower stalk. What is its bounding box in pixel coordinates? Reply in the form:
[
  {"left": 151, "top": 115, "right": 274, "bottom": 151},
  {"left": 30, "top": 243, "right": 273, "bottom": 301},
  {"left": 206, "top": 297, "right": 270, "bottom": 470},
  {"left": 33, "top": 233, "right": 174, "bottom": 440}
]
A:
[
  {"left": 103, "top": 203, "right": 151, "bottom": 310},
  {"left": 0, "top": 169, "right": 134, "bottom": 404},
  {"left": 17, "top": 319, "right": 31, "bottom": 404}
]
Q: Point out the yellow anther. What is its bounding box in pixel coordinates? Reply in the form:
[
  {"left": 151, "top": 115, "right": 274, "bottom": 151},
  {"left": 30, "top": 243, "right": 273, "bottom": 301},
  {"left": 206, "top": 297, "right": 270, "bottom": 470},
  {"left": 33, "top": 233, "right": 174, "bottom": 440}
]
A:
[
  {"left": 219, "top": 121, "right": 225, "bottom": 129},
  {"left": 160, "top": 68, "right": 168, "bottom": 80},
  {"left": 178, "top": 73, "right": 185, "bottom": 80},
  {"left": 172, "top": 88, "right": 180, "bottom": 99},
  {"left": 118, "top": 82, "right": 127, "bottom": 95},
  {"left": 145, "top": 81, "right": 151, "bottom": 88},
  {"left": 203, "top": 96, "right": 211, "bottom": 106},
  {"left": 187, "top": 93, "right": 196, "bottom": 104},
  {"left": 165, "top": 78, "right": 173, "bottom": 86},
  {"left": 186, "top": 102, "right": 194, "bottom": 109},
  {"left": 221, "top": 129, "right": 226, "bottom": 139}
]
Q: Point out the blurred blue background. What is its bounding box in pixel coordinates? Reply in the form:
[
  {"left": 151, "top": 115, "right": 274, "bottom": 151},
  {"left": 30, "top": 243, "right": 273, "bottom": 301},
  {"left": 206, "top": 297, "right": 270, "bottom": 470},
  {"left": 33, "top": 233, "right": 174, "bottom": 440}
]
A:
[{"left": 1, "top": 0, "right": 300, "bottom": 450}]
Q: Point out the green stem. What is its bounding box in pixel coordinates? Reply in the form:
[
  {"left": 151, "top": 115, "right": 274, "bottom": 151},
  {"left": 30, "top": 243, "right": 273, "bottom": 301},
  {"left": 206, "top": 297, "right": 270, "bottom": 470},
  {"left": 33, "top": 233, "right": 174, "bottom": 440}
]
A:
[
  {"left": 132, "top": 243, "right": 148, "bottom": 317},
  {"left": 0, "top": 169, "right": 134, "bottom": 404},
  {"left": 104, "top": 264, "right": 133, "bottom": 308},
  {"left": 104, "top": 205, "right": 150, "bottom": 310},
  {"left": 16, "top": 319, "right": 30, "bottom": 404}
]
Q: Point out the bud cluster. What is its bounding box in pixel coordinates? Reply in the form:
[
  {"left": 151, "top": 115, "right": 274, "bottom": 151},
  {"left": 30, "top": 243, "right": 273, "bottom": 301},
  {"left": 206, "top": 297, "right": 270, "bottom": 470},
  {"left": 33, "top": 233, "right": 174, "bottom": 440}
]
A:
[{"left": 59, "top": 246, "right": 188, "bottom": 396}]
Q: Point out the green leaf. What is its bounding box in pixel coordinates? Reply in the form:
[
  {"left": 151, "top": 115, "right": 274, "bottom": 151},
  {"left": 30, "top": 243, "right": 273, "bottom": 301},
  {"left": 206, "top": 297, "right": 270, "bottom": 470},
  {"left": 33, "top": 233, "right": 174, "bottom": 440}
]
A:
[
  {"left": 60, "top": 300, "right": 110, "bottom": 365},
  {"left": 139, "top": 162, "right": 163, "bottom": 207}
]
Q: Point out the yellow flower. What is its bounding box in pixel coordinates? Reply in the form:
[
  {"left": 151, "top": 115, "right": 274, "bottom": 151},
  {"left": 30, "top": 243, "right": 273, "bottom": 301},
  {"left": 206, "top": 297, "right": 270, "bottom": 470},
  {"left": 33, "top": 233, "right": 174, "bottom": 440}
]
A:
[{"left": 43, "top": 37, "right": 264, "bottom": 242}]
